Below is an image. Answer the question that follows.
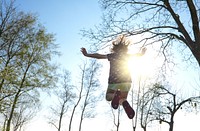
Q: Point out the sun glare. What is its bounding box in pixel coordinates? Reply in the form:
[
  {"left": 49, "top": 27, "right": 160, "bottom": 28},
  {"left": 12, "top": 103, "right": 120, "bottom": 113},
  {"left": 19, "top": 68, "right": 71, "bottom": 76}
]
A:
[{"left": 128, "top": 50, "right": 155, "bottom": 80}]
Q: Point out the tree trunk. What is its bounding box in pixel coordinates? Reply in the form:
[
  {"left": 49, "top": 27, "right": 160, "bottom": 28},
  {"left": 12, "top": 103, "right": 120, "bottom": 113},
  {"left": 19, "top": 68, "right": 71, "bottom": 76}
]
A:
[
  {"left": 169, "top": 121, "right": 174, "bottom": 131},
  {"left": 58, "top": 106, "right": 64, "bottom": 131},
  {"left": 169, "top": 115, "right": 174, "bottom": 131},
  {"left": 6, "top": 89, "right": 21, "bottom": 131},
  {"left": 68, "top": 70, "right": 84, "bottom": 131},
  {"left": 191, "top": 48, "right": 200, "bottom": 66}
]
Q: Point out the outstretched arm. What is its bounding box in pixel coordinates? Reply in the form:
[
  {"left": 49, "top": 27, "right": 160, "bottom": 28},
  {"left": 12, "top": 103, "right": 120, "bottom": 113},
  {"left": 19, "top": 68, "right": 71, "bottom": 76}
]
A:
[{"left": 81, "top": 47, "right": 107, "bottom": 59}]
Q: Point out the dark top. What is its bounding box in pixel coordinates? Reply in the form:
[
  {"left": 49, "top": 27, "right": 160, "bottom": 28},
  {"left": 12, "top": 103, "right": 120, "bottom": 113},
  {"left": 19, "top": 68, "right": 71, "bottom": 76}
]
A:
[{"left": 107, "top": 53, "right": 132, "bottom": 84}]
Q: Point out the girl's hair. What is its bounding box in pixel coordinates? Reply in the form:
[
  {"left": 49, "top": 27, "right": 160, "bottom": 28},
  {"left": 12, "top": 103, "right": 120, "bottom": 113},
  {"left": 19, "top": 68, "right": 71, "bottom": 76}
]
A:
[{"left": 111, "top": 35, "right": 130, "bottom": 53}]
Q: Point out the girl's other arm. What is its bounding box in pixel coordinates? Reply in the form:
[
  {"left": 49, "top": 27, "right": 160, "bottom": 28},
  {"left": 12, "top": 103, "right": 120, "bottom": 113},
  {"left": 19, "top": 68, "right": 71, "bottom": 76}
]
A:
[
  {"left": 81, "top": 47, "right": 107, "bottom": 59},
  {"left": 131, "top": 47, "right": 147, "bottom": 57}
]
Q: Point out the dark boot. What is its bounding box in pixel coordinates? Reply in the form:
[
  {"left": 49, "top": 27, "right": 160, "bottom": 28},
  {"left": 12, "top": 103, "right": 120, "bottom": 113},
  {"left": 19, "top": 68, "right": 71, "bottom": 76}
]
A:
[
  {"left": 122, "top": 100, "right": 135, "bottom": 119},
  {"left": 111, "top": 89, "right": 121, "bottom": 109}
]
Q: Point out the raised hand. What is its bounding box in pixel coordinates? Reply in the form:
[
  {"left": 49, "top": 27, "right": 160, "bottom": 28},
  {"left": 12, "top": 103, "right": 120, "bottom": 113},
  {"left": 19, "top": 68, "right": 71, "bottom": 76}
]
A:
[
  {"left": 81, "top": 47, "right": 88, "bottom": 56},
  {"left": 141, "top": 47, "right": 147, "bottom": 55}
]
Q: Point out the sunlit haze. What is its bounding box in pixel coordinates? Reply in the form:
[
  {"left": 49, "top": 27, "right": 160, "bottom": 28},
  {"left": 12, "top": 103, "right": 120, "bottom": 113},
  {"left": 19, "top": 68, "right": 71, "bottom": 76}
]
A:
[{"left": 3, "top": 1, "right": 200, "bottom": 131}]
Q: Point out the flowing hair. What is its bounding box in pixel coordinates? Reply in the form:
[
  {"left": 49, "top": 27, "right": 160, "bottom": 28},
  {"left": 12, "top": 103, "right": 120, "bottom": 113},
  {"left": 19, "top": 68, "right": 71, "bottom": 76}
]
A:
[{"left": 111, "top": 35, "right": 130, "bottom": 53}]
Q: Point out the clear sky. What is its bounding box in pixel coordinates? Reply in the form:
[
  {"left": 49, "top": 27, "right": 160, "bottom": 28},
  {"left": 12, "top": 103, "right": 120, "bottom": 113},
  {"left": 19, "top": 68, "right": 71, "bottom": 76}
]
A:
[
  {"left": 13, "top": 0, "right": 200, "bottom": 131},
  {"left": 16, "top": 0, "right": 102, "bottom": 74}
]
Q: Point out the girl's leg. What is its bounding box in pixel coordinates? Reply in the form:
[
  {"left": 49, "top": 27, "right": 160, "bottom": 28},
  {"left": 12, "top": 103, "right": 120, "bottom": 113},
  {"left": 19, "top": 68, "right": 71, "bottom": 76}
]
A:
[
  {"left": 111, "top": 89, "right": 121, "bottom": 109},
  {"left": 119, "top": 91, "right": 129, "bottom": 104},
  {"left": 110, "top": 90, "right": 129, "bottom": 109},
  {"left": 105, "top": 88, "right": 115, "bottom": 101},
  {"left": 106, "top": 83, "right": 132, "bottom": 110},
  {"left": 106, "top": 86, "right": 121, "bottom": 109},
  {"left": 122, "top": 100, "right": 135, "bottom": 119},
  {"left": 106, "top": 83, "right": 130, "bottom": 101},
  {"left": 118, "top": 85, "right": 135, "bottom": 119}
]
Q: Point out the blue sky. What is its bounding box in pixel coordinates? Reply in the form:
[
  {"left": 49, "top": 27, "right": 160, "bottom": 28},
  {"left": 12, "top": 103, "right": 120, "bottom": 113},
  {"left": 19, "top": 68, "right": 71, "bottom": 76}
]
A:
[{"left": 16, "top": 0, "right": 102, "bottom": 73}]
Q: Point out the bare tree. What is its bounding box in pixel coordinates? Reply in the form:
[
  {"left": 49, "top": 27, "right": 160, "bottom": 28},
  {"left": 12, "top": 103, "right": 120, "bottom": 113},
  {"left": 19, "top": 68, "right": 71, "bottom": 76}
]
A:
[
  {"left": 12, "top": 98, "right": 39, "bottom": 131},
  {"left": 48, "top": 70, "right": 75, "bottom": 131},
  {"left": 138, "top": 83, "right": 160, "bottom": 131},
  {"left": 110, "top": 107, "right": 121, "bottom": 131},
  {"left": 78, "top": 60, "right": 102, "bottom": 131},
  {"left": 82, "top": 0, "right": 200, "bottom": 67},
  {"left": 131, "top": 79, "right": 151, "bottom": 131},
  {"left": 68, "top": 60, "right": 102, "bottom": 131},
  {"left": 68, "top": 64, "right": 85, "bottom": 131},
  {"left": 146, "top": 83, "right": 200, "bottom": 131}
]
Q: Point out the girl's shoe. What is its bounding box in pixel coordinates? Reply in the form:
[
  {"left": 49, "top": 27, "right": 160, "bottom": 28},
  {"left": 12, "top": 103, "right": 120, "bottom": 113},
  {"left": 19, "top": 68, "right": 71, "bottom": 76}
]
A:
[
  {"left": 111, "top": 89, "right": 121, "bottom": 109},
  {"left": 122, "top": 100, "right": 135, "bottom": 119}
]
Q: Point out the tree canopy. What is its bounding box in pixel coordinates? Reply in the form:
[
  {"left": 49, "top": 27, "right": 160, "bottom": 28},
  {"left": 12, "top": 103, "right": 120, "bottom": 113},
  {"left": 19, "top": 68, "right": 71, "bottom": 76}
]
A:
[
  {"left": 0, "top": 1, "right": 59, "bottom": 130},
  {"left": 83, "top": 0, "right": 200, "bottom": 67}
]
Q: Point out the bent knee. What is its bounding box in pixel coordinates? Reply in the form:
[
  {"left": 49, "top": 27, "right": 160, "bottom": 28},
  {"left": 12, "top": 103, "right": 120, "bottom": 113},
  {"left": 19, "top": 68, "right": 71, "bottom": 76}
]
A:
[{"left": 106, "top": 94, "right": 113, "bottom": 101}]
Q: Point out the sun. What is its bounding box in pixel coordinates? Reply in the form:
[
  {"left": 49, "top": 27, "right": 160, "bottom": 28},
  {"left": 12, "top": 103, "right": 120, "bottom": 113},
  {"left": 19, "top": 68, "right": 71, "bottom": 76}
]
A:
[{"left": 128, "top": 50, "right": 155, "bottom": 80}]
